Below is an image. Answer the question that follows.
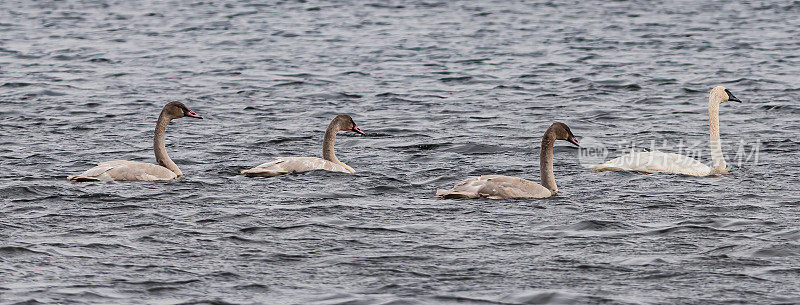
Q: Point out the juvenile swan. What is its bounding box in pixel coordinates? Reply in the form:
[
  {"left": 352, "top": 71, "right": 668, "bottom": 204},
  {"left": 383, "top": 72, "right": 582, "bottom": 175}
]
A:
[
  {"left": 590, "top": 86, "right": 741, "bottom": 176},
  {"left": 67, "top": 102, "right": 203, "bottom": 181},
  {"left": 241, "top": 114, "right": 365, "bottom": 177},
  {"left": 436, "top": 122, "right": 580, "bottom": 199}
]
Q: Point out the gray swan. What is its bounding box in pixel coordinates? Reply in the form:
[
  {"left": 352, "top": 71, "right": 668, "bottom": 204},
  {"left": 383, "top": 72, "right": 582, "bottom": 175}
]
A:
[
  {"left": 67, "top": 102, "right": 202, "bottom": 181},
  {"left": 436, "top": 122, "right": 580, "bottom": 199},
  {"left": 241, "top": 114, "right": 365, "bottom": 177}
]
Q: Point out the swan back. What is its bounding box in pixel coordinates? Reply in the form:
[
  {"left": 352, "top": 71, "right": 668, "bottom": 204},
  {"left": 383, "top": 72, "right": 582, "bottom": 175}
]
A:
[
  {"left": 590, "top": 151, "right": 712, "bottom": 176},
  {"left": 68, "top": 160, "right": 178, "bottom": 181},
  {"left": 240, "top": 157, "right": 354, "bottom": 177},
  {"left": 436, "top": 175, "right": 552, "bottom": 199}
]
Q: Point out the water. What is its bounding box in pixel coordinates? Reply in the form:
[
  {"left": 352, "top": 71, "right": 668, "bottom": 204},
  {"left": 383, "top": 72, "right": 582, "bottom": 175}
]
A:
[{"left": 2, "top": 0, "right": 800, "bottom": 304}]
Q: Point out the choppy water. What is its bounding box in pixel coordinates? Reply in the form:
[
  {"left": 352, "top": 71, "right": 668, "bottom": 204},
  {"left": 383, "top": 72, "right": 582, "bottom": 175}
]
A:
[{"left": 2, "top": 0, "right": 800, "bottom": 304}]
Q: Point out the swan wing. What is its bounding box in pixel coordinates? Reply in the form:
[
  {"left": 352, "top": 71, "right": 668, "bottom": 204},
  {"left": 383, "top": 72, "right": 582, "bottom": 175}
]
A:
[
  {"left": 241, "top": 157, "right": 353, "bottom": 177},
  {"left": 68, "top": 160, "right": 177, "bottom": 181},
  {"left": 437, "top": 175, "right": 552, "bottom": 199},
  {"left": 591, "top": 151, "right": 712, "bottom": 176}
]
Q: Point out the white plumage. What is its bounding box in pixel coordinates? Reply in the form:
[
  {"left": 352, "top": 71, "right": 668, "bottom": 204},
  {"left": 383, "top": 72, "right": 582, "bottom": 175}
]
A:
[{"left": 591, "top": 86, "right": 740, "bottom": 177}]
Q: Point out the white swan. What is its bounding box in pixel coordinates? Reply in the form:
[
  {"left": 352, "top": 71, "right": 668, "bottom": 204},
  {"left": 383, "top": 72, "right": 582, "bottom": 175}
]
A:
[
  {"left": 436, "top": 122, "right": 580, "bottom": 199},
  {"left": 241, "top": 114, "right": 365, "bottom": 177},
  {"left": 590, "top": 86, "right": 741, "bottom": 176},
  {"left": 67, "top": 102, "right": 203, "bottom": 181}
]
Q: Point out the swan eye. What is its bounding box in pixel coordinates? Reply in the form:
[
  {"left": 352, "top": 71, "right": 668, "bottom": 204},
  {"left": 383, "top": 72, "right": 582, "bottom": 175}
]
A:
[{"left": 724, "top": 89, "right": 735, "bottom": 98}]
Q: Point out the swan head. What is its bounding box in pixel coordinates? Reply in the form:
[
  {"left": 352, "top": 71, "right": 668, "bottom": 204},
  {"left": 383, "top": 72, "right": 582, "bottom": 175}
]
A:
[
  {"left": 710, "top": 86, "right": 742, "bottom": 104},
  {"left": 550, "top": 122, "right": 580, "bottom": 147},
  {"left": 163, "top": 102, "right": 203, "bottom": 119},
  {"left": 334, "top": 114, "right": 365, "bottom": 135}
]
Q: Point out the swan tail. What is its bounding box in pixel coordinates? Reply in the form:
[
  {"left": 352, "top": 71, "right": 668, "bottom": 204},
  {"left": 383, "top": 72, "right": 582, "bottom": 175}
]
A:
[
  {"left": 436, "top": 189, "right": 480, "bottom": 199},
  {"left": 67, "top": 175, "right": 101, "bottom": 182}
]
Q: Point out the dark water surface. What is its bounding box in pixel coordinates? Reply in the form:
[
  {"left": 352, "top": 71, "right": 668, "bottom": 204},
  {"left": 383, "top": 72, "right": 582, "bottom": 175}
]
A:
[{"left": 2, "top": 1, "right": 800, "bottom": 304}]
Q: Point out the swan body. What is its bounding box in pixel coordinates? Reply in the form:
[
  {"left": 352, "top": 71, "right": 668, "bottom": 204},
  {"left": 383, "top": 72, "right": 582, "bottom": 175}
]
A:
[
  {"left": 67, "top": 102, "right": 202, "bottom": 182},
  {"left": 592, "top": 150, "right": 715, "bottom": 176},
  {"left": 436, "top": 122, "right": 580, "bottom": 199},
  {"left": 591, "top": 86, "right": 740, "bottom": 176},
  {"left": 436, "top": 175, "right": 552, "bottom": 199},
  {"left": 241, "top": 114, "right": 364, "bottom": 177},
  {"left": 68, "top": 160, "right": 178, "bottom": 182},
  {"left": 241, "top": 157, "right": 354, "bottom": 177}
]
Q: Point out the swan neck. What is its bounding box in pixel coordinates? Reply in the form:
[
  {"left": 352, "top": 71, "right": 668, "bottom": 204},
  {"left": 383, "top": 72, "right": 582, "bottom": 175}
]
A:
[
  {"left": 154, "top": 112, "right": 182, "bottom": 176},
  {"left": 708, "top": 97, "right": 726, "bottom": 172},
  {"left": 322, "top": 119, "right": 340, "bottom": 164},
  {"left": 540, "top": 130, "right": 557, "bottom": 195}
]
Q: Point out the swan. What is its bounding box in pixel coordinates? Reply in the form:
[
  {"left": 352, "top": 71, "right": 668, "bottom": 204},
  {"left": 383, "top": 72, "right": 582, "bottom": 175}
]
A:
[
  {"left": 241, "top": 114, "right": 365, "bottom": 177},
  {"left": 67, "top": 102, "right": 203, "bottom": 182},
  {"left": 590, "top": 86, "right": 742, "bottom": 176},
  {"left": 436, "top": 122, "right": 580, "bottom": 199}
]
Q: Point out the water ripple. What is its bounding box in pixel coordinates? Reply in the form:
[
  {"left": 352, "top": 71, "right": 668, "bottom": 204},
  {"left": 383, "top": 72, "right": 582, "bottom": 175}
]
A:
[{"left": 1, "top": 0, "right": 799, "bottom": 304}]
